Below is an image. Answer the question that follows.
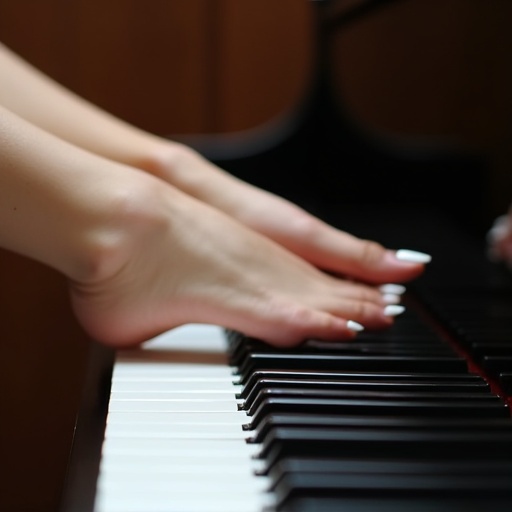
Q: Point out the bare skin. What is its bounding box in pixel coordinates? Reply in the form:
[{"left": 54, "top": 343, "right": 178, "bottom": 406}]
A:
[
  {"left": 0, "top": 42, "right": 427, "bottom": 286},
  {"left": 146, "top": 143, "right": 427, "bottom": 285},
  {"left": 1, "top": 107, "right": 397, "bottom": 348},
  {"left": 0, "top": 44, "right": 431, "bottom": 348},
  {"left": 70, "top": 176, "right": 399, "bottom": 348}
]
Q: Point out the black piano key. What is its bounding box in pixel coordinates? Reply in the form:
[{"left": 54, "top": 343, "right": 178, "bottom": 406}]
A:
[
  {"left": 256, "top": 427, "right": 512, "bottom": 469},
  {"left": 241, "top": 387, "right": 502, "bottom": 416},
  {"left": 272, "top": 470, "right": 512, "bottom": 496},
  {"left": 278, "top": 495, "right": 512, "bottom": 512},
  {"left": 269, "top": 456, "right": 512, "bottom": 509},
  {"left": 236, "top": 353, "right": 468, "bottom": 379},
  {"left": 226, "top": 319, "right": 454, "bottom": 359},
  {"left": 267, "top": 456, "right": 512, "bottom": 482},
  {"left": 272, "top": 472, "right": 512, "bottom": 512},
  {"left": 228, "top": 337, "right": 455, "bottom": 368},
  {"left": 238, "top": 369, "right": 486, "bottom": 389},
  {"left": 247, "top": 397, "right": 510, "bottom": 430},
  {"left": 345, "top": 333, "right": 443, "bottom": 343},
  {"left": 246, "top": 413, "right": 512, "bottom": 444},
  {"left": 301, "top": 340, "right": 455, "bottom": 356},
  {"left": 228, "top": 339, "right": 278, "bottom": 366}
]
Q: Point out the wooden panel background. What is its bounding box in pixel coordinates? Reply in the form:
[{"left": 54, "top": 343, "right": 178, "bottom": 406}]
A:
[{"left": 0, "top": 1, "right": 510, "bottom": 511}]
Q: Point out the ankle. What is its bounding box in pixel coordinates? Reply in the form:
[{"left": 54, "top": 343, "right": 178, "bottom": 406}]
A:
[{"left": 71, "top": 175, "right": 169, "bottom": 287}]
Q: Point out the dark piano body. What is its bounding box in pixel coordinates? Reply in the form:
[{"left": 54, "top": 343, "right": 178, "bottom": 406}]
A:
[{"left": 61, "top": 2, "right": 512, "bottom": 511}]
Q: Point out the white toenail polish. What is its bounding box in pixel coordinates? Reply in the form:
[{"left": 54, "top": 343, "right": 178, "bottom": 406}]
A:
[
  {"left": 347, "top": 320, "right": 364, "bottom": 332},
  {"left": 379, "top": 284, "right": 406, "bottom": 295},
  {"left": 384, "top": 305, "right": 405, "bottom": 317},
  {"left": 382, "top": 293, "right": 400, "bottom": 305},
  {"left": 395, "top": 249, "right": 432, "bottom": 264}
]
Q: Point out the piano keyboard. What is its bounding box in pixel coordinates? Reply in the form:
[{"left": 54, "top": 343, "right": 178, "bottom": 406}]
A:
[{"left": 91, "top": 291, "right": 512, "bottom": 512}]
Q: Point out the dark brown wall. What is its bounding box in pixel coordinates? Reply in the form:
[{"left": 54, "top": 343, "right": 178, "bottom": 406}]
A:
[
  {"left": 0, "top": 0, "right": 312, "bottom": 135},
  {"left": 0, "top": 1, "right": 510, "bottom": 511}
]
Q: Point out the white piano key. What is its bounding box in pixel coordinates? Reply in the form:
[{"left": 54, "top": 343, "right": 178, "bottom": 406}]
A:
[
  {"left": 98, "top": 471, "right": 270, "bottom": 490},
  {"left": 95, "top": 489, "right": 274, "bottom": 512},
  {"left": 142, "top": 323, "right": 228, "bottom": 350},
  {"left": 105, "top": 410, "right": 248, "bottom": 425},
  {"left": 112, "top": 363, "right": 236, "bottom": 378},
  {"left": 108, "top": 398, "right": 241, "bottom": 413},
  {"left": 101, "top": 436, "right": 260, "bottom": 457},
  {"left": 104, "top": 422, "right": 248, "bottom": 439},
  {"left": 111, "top": 373, "right": 236, "bottom": 380},
  {"left": 99, "top": 452, "right": 267, "bottom": 475},
  {"left": 110, "top": 390, "right": 242, "bottom": 399},
  {"left": 110, "top": 379, "right": 242, "bottom": 392},
  {"left": 97, "top": 476, "right": 268, "bottom": 494}
]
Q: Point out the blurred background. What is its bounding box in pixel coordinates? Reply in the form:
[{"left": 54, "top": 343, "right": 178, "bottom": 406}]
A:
[{"left": 1, "top": 1, "right": 511, "bottom": 511}]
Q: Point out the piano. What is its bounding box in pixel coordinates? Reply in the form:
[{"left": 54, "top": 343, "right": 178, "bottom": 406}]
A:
[{"left": 60, "top": 2, "right": 512, "bottom": 510}]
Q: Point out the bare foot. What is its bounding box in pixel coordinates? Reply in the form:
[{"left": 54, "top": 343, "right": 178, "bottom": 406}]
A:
[
  {"left": 69, "top": 177, "right": 398, "bottom": 348},
  {"left": 150, "top": 143, "right": 431, "bottom": 285}
]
